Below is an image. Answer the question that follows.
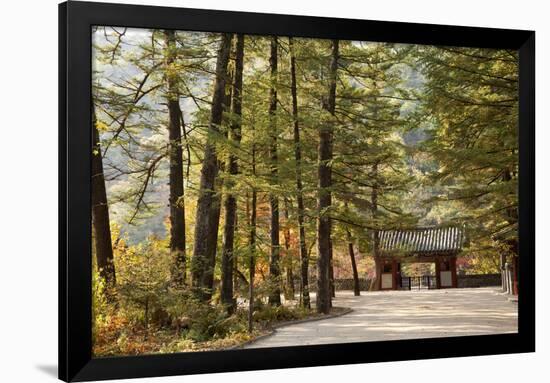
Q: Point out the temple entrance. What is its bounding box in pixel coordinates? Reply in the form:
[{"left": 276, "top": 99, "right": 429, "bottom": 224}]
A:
[
  {"left": 373, "top": 226, "right": 464, "bottom": 291},
  {"left": 400, "top": 263, "right": 436, "bottom": 290}
]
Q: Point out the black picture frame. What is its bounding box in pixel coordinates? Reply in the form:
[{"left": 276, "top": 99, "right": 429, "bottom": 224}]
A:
[{"left": 59, "top": 1, "right": 535, "bottom": 381}]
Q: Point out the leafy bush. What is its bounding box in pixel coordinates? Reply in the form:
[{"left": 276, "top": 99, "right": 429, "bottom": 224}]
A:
[
  {"left": 93, "top": 232, "right": 314, "bottom": 356},
  {"left": 253, "top": 305, "right": 309, "bottom": 324},
  {"left": 115, "top": 236, "right": 172, "bottom": 329}
]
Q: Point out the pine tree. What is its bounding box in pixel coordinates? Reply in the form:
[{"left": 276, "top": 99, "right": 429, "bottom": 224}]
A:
[
  {"left": 191, "top": 33, "right": 233, "bottom": 300},
  {"left": 268, "top": 36, "right": 282, "bottom": 306},
  {"left": 221, "top": 34, "right": 245, "bottom": 311},
  {"left": 163, "top": 30, "right": 186, "bottom": 286},
  {"left": 316, "top": 39, "right": 339, "bottom": 314}
]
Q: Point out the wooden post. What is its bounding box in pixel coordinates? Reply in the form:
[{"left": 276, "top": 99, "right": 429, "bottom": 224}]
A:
[
  {"left": 450, "top": 257, "right": 458, "bottom": 288},
  {"left": 435, "top": 259, "right": 441, "bottom": 289}
]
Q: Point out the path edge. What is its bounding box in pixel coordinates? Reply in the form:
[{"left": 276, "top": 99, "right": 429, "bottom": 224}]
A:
[{"left": 230, "top": 306, "right": 353, "bottom": 350}]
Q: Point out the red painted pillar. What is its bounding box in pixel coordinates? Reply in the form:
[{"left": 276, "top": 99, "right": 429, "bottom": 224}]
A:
[
  {"left": 374, "top": 257, "right": 382, "bottom": 291},
  {"left": 392, "top": 259, "right": 398, "bottom": 290},
  {"left": 397, "top": 262, "right": 401, "bottom": 289},
  {"left": 450, "top": 257, "right": 458, "bottom": 288}
]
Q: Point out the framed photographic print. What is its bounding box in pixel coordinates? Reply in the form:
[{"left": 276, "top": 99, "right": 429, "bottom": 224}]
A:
[{"left": 59, "top": 1, "right": 535, "bottom": 381}]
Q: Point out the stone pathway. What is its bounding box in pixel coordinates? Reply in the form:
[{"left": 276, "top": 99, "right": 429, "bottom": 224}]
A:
[{"left": 245, "top": 287, "right": 517, "bottom": 348}]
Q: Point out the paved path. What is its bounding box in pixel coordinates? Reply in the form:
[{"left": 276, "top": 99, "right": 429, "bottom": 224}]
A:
[{"left": 246, "top": 287, "right": 517, "bottom": 348}]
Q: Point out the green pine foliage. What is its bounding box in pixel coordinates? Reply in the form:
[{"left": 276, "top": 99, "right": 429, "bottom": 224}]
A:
[{"left": 414, "top": 46, "right": 518, "bottom": 260}]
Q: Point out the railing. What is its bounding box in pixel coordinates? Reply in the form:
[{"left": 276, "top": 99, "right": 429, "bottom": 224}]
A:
[{"left": 400, "top": 276, "right": 437, "bottom": 290}]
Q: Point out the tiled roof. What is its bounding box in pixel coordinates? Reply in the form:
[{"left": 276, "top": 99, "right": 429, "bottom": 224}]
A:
[{"left": 378, "top": 226, "right": 464, "bottom": 256}]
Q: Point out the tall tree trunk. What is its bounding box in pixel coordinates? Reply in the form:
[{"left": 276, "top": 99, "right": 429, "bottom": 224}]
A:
[
  {"left": 370, "top": 161, "right": 381, "bottom": 291},
  {"left": 203, "top": 192, "right": 222, "bottom": 298},
  {"left": 203, "top": 67, "right": 234, "bottom": 299},
  {"left": 248, "top": 128, "right": 258, "bottom": 332},
  {"left": 232, "top": 215, "right": 239, "bottom": 293},
  {"left": 268, "top": 36, "right": 282, "bottom": 306},
  {"left": 191, "top": 33, "right": 233, "bottom": 300},
  {"left": 346, "top": 228, "right": 360, "bottom": 296},
  {"left": 283, "top": 200, "right": 295, "bottom": 299},
  {"left": 289, "top": 37, "right": 311, "bottom": 309},
  {"left": 92, "top": 107, "right": 116, "bottom": 297},
  {"left": 164, "top": 30, "right": 186, "bottom": 286},
  {"left": 221, "top": 34, "right": 245, "bottom": 311},
  {"left": 316, "top": 40, "right": 339, "bottom": 314},
  {"left": 329, "top": 238, "right": 335, "bottom": 300},
  {"left": 248, "top": 189, "right": 257, "bottom": 332}
]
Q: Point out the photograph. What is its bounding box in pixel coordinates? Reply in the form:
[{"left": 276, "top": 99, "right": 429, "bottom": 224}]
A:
[{"left": 91, "top": 26, "right": 519, "bottom": 357}]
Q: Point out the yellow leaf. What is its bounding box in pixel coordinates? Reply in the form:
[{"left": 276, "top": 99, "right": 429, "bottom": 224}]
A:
[{"left": 96, "top": 120, "right": 109, "bottom": 132}]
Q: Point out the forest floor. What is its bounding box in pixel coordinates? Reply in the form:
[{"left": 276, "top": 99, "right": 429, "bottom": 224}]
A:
[{"left": 245, "top": 287, "right": 518, "bottom": 348}]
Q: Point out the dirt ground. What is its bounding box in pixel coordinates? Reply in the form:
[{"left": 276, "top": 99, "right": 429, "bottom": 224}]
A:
[{"left": 245, "top": 287, "right": 518, "bottom": 348}]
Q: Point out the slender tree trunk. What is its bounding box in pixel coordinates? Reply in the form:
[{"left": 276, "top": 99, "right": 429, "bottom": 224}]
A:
[
  {"left": 248, "top": 132, "right": 258, "bottom": 332},
  {"left": 191, "top": 33, "right": 233, "bottom": 300},
  {"left": 346, "top": 228, "right": 360, "bottom": 296},
  {"left": 268, "top": 36, "right": 282, "bottom": 306},
  {"left": 164, "top": 30, "right": 186, "bottom": 286},
  {"left": 316, "top": 40, "right": 339, "bottom": 314},
  {"left": 329, "top": 238, "right": 335, "bottom": 300},
  {"left": 202, "top": 192, "right": 222, "bottom": 298},
  {"left": 289, "top": 37, "right": 311, "bottom": 309},
  {"left": 233, "top": 206, "right": 239, "bottom": 294},
  {"left": 144, "top": 297, "right": 149, "bottom": 339},
  {"left": 370, "top": 161, "right": 381, "bottom": 291},
  {"left": 221, "top": 34, "right": 245, "bottom": 311},
  {"left": 92, "top": 107, "right": 116, "bottom": 297},
  {"left": 283, "top": 200, "right": 295, "bottom": 299},
  {"left": 248, "top": 189, "right": 257, "bottom": 332}
]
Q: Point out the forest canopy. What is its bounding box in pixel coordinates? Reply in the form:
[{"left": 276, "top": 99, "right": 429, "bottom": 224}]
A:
[{"left": 91, "top": 27, "right": 518, "bottom": 356}]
